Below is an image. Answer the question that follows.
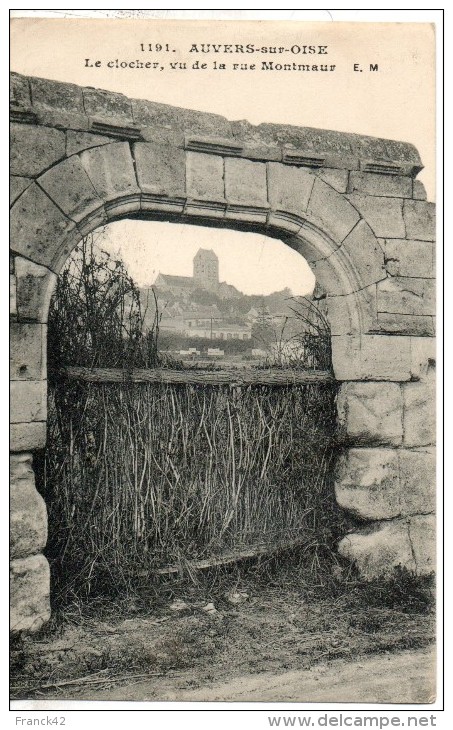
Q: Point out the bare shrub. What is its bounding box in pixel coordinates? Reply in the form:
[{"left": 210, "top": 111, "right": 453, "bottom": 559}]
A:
[
  {"left": 252, "top": 296, "right": 331, "bottom": 370},
  {"left": 48, "top": 232, "right": 164, "bottom": 371}
]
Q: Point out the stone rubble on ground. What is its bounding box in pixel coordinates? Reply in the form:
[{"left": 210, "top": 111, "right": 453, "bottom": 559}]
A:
[
  {"left": 226, "top": 591, "right": 249, "bottom": 605},
  {"left": 202, "top": 603, "right": 218, "bottom": 615},
  {"left": 169, "top": 600, "right": 189, "bottom": 612}
]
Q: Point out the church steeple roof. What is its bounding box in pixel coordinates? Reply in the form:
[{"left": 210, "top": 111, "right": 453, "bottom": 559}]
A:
[{"left": 194, "top": 248, "right": 218, "bottom": 260}]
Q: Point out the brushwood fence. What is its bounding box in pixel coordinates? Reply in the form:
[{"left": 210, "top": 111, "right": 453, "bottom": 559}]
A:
[{"left": 42, "top": 366, "right": 339, "bottom": 600}]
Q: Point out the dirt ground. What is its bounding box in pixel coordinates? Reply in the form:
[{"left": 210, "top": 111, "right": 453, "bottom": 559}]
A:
[
  {"left": 63, "top": 646, "right": 436, "bottom": 704},
  {"left": 10, "top": 576, "right": 435, "bottom": 704}
]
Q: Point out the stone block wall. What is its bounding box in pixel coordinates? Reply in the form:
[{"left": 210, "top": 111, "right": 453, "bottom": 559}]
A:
[
  {"left": 10, "top": 72, "right": 436, "bottom": 630},
  {"left": 334, "top": 350, "right": 435, "bottom": 580},
  {"left": 328, "top": 171, "right": 436, "bottom": 579},
  {"left": 10, "top": 454, "right": 50, "bottom": 632}
]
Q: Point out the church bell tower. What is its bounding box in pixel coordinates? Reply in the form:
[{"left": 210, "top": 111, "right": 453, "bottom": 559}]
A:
[{"left": 193, "top": 248, "right": 219, "bottom": 290}]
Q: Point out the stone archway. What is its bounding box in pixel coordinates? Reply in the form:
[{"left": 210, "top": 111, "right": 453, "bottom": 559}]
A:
[{"left": 10, "top": 73, "right": 436, "bottom": 632}]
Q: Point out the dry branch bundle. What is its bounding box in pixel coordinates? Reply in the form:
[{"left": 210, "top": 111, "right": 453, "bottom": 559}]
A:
[{"left": 43, "top": 379, "right": 338, "bottom": 601}]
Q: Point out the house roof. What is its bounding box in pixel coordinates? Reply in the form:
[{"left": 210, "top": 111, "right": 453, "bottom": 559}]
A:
[
  {"left": 181, "top": 306, "right": 222, "bottom": 319},
  {"left": 155, "top": 274, "right": 194, "bottom": 287}
]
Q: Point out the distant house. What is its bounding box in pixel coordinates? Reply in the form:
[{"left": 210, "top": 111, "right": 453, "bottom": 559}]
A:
[
  {"left": 182, "top": 316, "right": 252, "bottom": 341},
  {"left": 217, "top": 281, "right": 242, "bottom": 300},
  {"left": 159, "top": 312, "right": 185, "bottom": 333},
  {"left": 209, "top": 321, "right": 252, "bottom": 341},
  {"left": 181, "top": 305, "right": 223, "bottom": 330},
  {"left": 246, "top": 307, "right": 261, "bottom": 323}
]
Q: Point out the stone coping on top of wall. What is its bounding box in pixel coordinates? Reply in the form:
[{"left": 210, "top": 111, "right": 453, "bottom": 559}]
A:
[{"left": 10, "top": 72, "right": 423, "bottom": 179}]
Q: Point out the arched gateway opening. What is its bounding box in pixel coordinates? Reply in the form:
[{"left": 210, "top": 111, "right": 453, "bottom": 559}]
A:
[
  {"left": 42, "top": 221, "right": 340, "bottom": 605},
  {"left": 10, "top": 74, "right": 436, "bottom": 632}
]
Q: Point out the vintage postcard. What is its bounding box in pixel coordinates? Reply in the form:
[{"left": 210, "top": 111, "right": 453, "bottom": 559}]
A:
[{"left": 9, "top": 12, "right": 438, "bottom": 712}]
